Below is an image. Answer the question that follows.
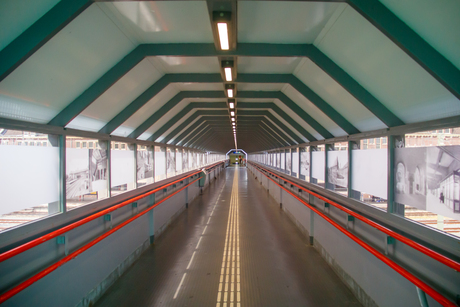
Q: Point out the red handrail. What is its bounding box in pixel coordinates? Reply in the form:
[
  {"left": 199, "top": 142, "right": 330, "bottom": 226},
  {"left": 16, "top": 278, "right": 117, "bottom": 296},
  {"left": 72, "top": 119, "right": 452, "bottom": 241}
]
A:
[
  {"left": 0, "top": 161, "right": 223, "bottom": 263},
  {"left": 250, "top": 162, "right": 457, "bottom": 307},
  {"left": 249, "top": 162, "right": 460, "bottom": 272},
  {"left": 0, "top": 176, "right": 202, "bottom": 304}
]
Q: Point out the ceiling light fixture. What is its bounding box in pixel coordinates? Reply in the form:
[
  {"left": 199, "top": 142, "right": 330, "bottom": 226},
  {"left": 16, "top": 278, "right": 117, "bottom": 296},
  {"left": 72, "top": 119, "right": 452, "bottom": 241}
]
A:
[
  {"left": 230, "top": 111, "right": 235, "bottom": 116},
  {"left": 225, "top": 84, "right": 235, "bottom": 98},
  {"left": 213, "top": 12, "right": 232, "bottom": 50},
  {"left": 228, "top": 99, "right": 235, "bottom": 109},
  {"left": 231, "top": 117, "right": 235, "bottom": 122},
  {"left": 222, "top": 60, "right": 233, "bottom": 82}
]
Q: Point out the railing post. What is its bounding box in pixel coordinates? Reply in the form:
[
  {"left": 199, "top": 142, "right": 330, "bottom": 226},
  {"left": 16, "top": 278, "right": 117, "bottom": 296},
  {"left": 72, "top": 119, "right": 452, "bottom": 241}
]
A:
[{"left": 149, "top": 193, "right": 155, "bottom": 244}]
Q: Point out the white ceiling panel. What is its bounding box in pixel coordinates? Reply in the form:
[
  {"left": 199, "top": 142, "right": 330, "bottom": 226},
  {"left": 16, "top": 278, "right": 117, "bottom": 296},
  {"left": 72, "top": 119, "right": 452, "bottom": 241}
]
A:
[
  {"left": 173, "top": 83, "right": 224, "bottom": 91},
  {"left": 238, "top": 57, "right": 303, "bottom": 74},
  {"left": 237, "top": 83, "right": 285, "bottom": 91},
  {"left": 99, "top": 1, "right": 213, "bottom": 44},
  {"left": 238, "top": 1, "right": 340, "bottom": 43},
  {"left": 294, "top": 58, "right": 387, "bottom": 132},
  {"left": 73, "top": 58, "right": 164, "bottom": 125},
  {"left": 119, "top": 85, "right": 179, "bottom": 129},
  {"left": 380, "top": 0, "right": 460, "bottom": 70},
  {"left": 65, "top": 115, "right": 107, "bottom": 132},
  {"left": 0, "top": 0, "right": 60, "bottom": 51},
  {"left": 315, "top": 5, "right": 460, "bottom": 124},
  {"left": 283, "top": 86, "right": 347, "bottom": 137},
  {"left": 0, "top": 94, "right": 55, "bottom": 124},
  {"left": 111, "top": 125, "right": 135, "bottom": 137},
  {"left": 0, "top": 4, "right": 135, "bottom": 119},
  {"left": 273, "top": 99, "right": 323, "bottom": 141},
  {"left": 147, "top": 56, "right": 220, "bottom": 73},
  {"left": 137, "top": 132, "right": 153, "bottom": 141}
]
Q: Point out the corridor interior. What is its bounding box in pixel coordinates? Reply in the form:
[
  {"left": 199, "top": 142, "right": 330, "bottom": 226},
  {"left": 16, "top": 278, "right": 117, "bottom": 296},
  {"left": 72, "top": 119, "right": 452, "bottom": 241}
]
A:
[{"left": 95, "top": 166, "right": 361, "bottom": 306}]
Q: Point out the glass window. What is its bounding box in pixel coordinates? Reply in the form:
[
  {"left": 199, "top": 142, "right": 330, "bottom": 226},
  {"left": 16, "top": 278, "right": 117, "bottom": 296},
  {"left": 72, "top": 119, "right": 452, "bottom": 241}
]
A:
[
  {"left": 155, "top": 146, "right": 166, "bottom": 182},
  {"left": 137, "top": 145, "right": 154, "bottom": 187},
  {"left": 114, "top": 143, "right": 119, "bottom": 149},
  {"left": 327, "top": 142, "right": 348, "bottom": 196},
  {"left": 400, "top": 129, "right": 460, "bottom": 237},
  {"left": 0, "top": 129, "right": 60, "bottom": 231},
  {"left": 82, "top": 142, "right": 87, "bottom": 148},
  {"left": 66, "top": 137, "right": 108, "bottom": 209},
  {"left": 300, "top": 147, "right": 310, "bottom": 182},
  {"left": 111, "top": 142, "right": 135, "bottom": 196},
  {"left": 351, "top": 138, "right": 388, "bottom": 210},
  {"left": 311, "top": 145, "right": 325, "bottom": 187},
  {"left": 76, "top": 141, "right": 80, "bottom": 148},
  {"left": 88, "top": 142, "right": 93, "bottom": 148},
  {"left": 176, "top": 149, "right": 183, "bottom": 175}
]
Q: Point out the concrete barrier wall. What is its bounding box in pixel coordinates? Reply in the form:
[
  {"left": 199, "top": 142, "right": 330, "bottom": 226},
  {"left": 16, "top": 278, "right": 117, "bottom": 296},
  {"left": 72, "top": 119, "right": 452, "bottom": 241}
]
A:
[
  {"left": 248, "top": 164, "right": 458, "bottom": 307},
  {"left": 0, "top": 164, "right": 224, "bottom": 307}
]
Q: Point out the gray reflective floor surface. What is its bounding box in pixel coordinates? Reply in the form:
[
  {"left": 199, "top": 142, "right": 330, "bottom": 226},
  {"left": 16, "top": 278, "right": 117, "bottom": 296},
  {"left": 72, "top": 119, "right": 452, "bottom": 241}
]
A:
[{"left": 95, "top": 167, "right": 362, "bottom": 307}]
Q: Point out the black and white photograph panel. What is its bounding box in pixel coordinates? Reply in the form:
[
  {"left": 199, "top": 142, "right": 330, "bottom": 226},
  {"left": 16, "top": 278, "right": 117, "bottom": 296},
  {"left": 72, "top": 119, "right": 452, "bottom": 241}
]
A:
[
  {"left": 286, "top": 151, "right": 292, "bottom": 172},
  {"left": 66, "top": 149, "right": 108, "bottom": 199},
  {"left": 166, "top": 150, "right": 175, "bottom": 173},
  {"left": 182, "top": 151, "right": 188, "bottom": 170},
  {"left": 327, "top": 151, "right": 348, "bottom": 188},
  {"left": 300, "top": 151, "right": 310, "bottom": 179},
  {"left": 394, "top": 147, "right": 427, "bottom": 210},
  {"left": 426, "top": 146, "right": 460, "bottom": 219},
  {"left": 137, "top": 150, "right": 153, "bottom": 180},
  {"left": 88, "top": 149, "right": 108, "bottom": 192}
]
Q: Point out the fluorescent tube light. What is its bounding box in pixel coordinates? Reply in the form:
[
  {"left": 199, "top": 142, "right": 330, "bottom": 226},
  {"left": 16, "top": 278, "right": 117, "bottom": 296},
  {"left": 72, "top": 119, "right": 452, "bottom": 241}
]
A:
[
  {"left": 230, "top": 111, "right": 235, "bottom": 116},
  {"left": 225, "top": 68, "right": 232, "bottom": 81},
  {"left": 217, "top": 23, "right": 229, "bottom": 50},
  {"left": 229, "top": 102, "right": 235, "bottom": 109}
]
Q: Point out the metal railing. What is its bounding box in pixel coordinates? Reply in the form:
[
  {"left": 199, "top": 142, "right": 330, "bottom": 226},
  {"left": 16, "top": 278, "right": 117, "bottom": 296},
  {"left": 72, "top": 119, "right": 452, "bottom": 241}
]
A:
[
  {"left": 0, "top": 161, "right": 225, "bottom": 304},
  {"left": 248, "top": 161, "right": 459, "bottom": 307}
]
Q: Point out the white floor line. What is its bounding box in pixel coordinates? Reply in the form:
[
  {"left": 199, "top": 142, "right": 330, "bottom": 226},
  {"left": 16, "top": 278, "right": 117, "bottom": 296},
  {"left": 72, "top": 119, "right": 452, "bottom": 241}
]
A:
[
  {"left": 207, "top": 217, "right": 212, "bottom": 224},
  {"left": 173, "top": 273, "right": 187, "bottom": 299},
  {"left": 202, "top": 225, "right": 208, "bottom": 235},
  {"left": 186, "top": 251, "right": 196, "bottom": 270},
  {"left": 196, "top": 237, "right": 203, "bottom": 249}
]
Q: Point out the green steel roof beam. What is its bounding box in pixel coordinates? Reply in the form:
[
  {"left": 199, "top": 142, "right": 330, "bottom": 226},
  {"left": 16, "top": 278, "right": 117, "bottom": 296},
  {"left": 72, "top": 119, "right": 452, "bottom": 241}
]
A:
[
  {"left": 47, "top": 44, "right": 400, "bottom": 129},
  {"left": 0, "top": 0, "right": 92, "bottom": 82},
  {"left": 169, "top": 114, "right": 228, "bottom": 145},
  {"left": 159, "top": 110, "right": 228, "bottom": 144},
  {"left": 128, "top": 92, "right": 227, "bottom": 139},
  {"left": 154, "top": 98, "right": 316, "bottom": 143},
  {"left": 236, "top": 117, "right": 294, "bottom": 146},
  {"left": 183, "top": 125, "right": 213, "bottom": 148},
  {"left": 175, "top": 121, "right": 210, "bottom": 147},
  {"left": 348, "top": 0, "right": 460, "bottom": 101},
  {"left": 175, "top": 119, "right": 211, "bottom": 146},
  {"left": 237, "top": 102, "right": 316, "bottom": 141},
  {"left": 148, "top": 101, "right": 227, "bottom": 141},
  {"left": 237, "top": 110, "right": 303, "bottom": 144},
  {"left": 99, "top": 74, "right": 222, "bottom": 134},
  {"left": 237, "top": 90, "right": 333, "bottom": 138},
  {"left": 238, "top": 75, "right": 360, "bottom": 135}
]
